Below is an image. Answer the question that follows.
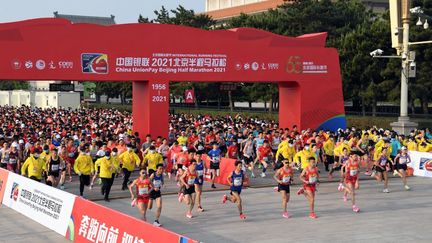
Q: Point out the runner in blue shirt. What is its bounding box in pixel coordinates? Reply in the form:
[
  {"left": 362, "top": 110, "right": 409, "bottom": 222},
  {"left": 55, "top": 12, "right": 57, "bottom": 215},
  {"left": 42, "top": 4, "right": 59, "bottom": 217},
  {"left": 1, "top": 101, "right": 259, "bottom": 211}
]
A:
[
  {"left": 221, "top": 161, "right": 247, "bottom": 220},
  {"left": 194, "top": 151, "right": 207, "bottom": 212},
  {"left": 208, "top": 143, "right": 222, "bottom": 189}
]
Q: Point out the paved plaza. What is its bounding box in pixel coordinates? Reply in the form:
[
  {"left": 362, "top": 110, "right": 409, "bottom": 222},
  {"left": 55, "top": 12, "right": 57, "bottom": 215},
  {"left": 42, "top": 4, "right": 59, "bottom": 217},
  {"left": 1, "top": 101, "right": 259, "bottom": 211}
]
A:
[{"left": 1, "top": 175, "right": 431, "bottom": 242}]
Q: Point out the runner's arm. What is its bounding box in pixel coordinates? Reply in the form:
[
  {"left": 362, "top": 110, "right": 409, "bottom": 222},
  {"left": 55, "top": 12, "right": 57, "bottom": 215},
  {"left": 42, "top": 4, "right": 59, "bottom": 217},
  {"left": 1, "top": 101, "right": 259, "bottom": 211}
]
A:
[
  {"left": 128, "top": 180, "right": 137, "bottom": 199},
  {"left": 273, "top": 170, "right": 281, "bottom": 184}
]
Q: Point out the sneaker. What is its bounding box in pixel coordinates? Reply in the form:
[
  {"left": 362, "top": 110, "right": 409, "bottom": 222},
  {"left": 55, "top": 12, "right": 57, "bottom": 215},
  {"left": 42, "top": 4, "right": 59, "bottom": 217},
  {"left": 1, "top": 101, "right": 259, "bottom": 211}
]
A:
[
  {"left": 60, "top": 185, "right": 65, "bottom": 190},
  {"left": 328, "top": 174, "right": 333, "bottom": 180},
  {"left": 282, "top": 212, "right": 290, "bottom": 218},
  {"left": 197, "top": 206, "right": 204, "bottom": 212},
  {"left": 221, "top": 194, "right": 227, "bottom": 204},
  {"left": 89, "top": 184, "right": 93, "bottom": 190},
  {"left": 131, "top": 199, "right": 137, "bottom": 207},
  {"left": 240, "top": 214, "right": 246, "bottom": 220},
  {"left": 186, "top": 212, "right": 193, "bottom": 219},
  {"left": 211, "top": 184, "right": 216, "bottom": 189},
  {"left": 393, "top": 170, "right": 399, "bottom": 176},
  {"left": 371, "top": 171, "right": 376, "bottom": 177},
  {"left": 404, "top": 185, "right": 410, "bottom": 190},
  {"left": 104, "top": 198, "right": 110, "bottom": 202},
  {"left": 260, "top": 172, "right": 266, "bottom": 178},
  {"left": 343, "top": 195, "right": 348, "bottom": 202},
  {"left": 273, "top": 186, "right": 278, "bottom": 192},
  {"left": 364, "top": 171, "right": 372, "bottom": 176},
  {"left": 353, "top": 205, "right": 360, "bottom": 213},
  {"left": 69, "top": 177, "right": 72, "bottom": 182},
  {"left": 251, "top": 172, "right": 256, "bottom": 178},
  {"left": 383, "top": 188, "right": 389, "bottom": 193},
  {"left": 338, "top": 183, "right": 344, "bottom": 192},
  {"left": 178, "top": 193, "right": 184, "bottom": 203},
  {"left": 297, "top": 188, "right": 304, "bottom": 195},
  {"left": 309, "top": 212, "right": 317, "bottom": 219},
  {"left": 153, "top": 220, "right": 162, "bottom": 227}
]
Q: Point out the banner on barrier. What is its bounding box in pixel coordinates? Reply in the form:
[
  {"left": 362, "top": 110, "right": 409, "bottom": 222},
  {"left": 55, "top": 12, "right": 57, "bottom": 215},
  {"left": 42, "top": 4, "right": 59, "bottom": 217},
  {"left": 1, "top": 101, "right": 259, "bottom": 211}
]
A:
[
  {"left": 0, "top": 168, "right": 9, "bottom": 204},
  {"left": 408, "top": 151, "right": 432, "bottom": 178},
  {"left": 1, "top": 173, "right": 76, "bottom": 236},
  {"left": 67, "top": 197, "right": 196, "bottom": 243}
]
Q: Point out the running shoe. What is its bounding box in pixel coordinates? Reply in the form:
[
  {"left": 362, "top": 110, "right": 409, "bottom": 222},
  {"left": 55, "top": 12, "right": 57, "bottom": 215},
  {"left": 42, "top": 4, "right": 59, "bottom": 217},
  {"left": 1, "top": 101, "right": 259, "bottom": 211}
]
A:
[
  {"left": 282, "top": 212, "right": 290, "bottom": 218},
  {"left": 60, "top": 185, "right": 65, "bottom": 190},
  {"left": 251, "top": 172, "right": 256, "bottom": 178},
  {"left": 186, "top": 212, "right": 193, "bottom": 219},
  {"left": 371, "top": 171, "right": 376, "bottom": 177},
  {"left": 260, "top": 172, "right": 266, "bottom": 178},
  {"left": 383, "top": 188, "right": 390, "bottom": 193},
  {"left": 352, "top": 205, "right": 360, "bottom": 213},
  {"left": 297, "top": 188, "right": 304, "bottom": 195},
  {"left": 178, "top": 193, "right": 184, "bottom": 203},
  {"left": 221, "top": 194, "right": 227, "bottom": 204},
  {"left": 153, "top": 220, "right": 162, "bottom": 227},
  {"left": 343, "top": 195, "right": 348, "bottom": 202},
  {"left": 131, "top": 199, "right": 137, "bottom": 207},
  {"left": 328, "top": 174, "right": 333, "bottom": 180},
  {"left": 338, "top": 183, "right": 344, "bottom": 192},
  {"left": 273, "top": 186, "right": 278, "bottom": 192},
  {"left": 197, "top": 206, "right": 204, "bottom": 212},
  {"left": 89, "top": 184, "right": 94, "bottom": 190},
  {"left": 404, "top": 185, "right": 410, "bottom": 190},
  {"left": 309, "top": 212, "right": 317, "bottom": 219},
  {"left": 69, "top": 177, "right": 72, "bottom": 182},
  {"left": 364, "top": 171, "right": 372, "bottom": 176},
  {"left": 211, "top": 184, "right": 216, "bottom": 189},
  {"left": 393, "top": 170, "right": 399, "bottom": 176},
  {"left": 240, "top": 214, "right": 246, "bottom": 220}
]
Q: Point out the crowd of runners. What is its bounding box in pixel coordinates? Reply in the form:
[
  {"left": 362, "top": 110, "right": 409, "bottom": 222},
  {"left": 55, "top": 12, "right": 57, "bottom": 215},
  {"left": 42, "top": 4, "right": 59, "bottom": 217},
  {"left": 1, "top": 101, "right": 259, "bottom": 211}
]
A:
[{"left": 1, "top": 105, "right": 432, "bottom": 226}]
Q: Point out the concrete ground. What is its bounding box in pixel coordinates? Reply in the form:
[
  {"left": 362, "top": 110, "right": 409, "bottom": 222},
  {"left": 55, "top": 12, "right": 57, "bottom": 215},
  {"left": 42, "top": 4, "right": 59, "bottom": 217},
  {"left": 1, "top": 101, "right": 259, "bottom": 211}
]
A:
[
  {"left": 99, "top": 176, "right": 432, "bottom": 243},
  {"left": 0, "top": 205, "right": 68, "bottom": 243},
  {"left": 1, "top": 171, "right": 431, "bottom": 242}
]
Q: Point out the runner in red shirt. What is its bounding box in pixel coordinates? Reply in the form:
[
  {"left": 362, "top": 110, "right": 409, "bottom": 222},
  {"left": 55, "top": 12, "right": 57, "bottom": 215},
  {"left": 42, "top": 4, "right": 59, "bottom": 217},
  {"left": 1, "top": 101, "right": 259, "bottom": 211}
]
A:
[
  {"left": 257, "top": 141, "right": 273, "bottom": 177},
  {"left": 341, "top": 153, "right": 360, "bottom": 213},
  {"left": 180, "top": 160, "right": 198, "bottom": 219},
  {"left": 226, "top": 140, "right": 239, "bottom": 159},
  {"left": 298, "top": 157, "right": 319, "bottom": 218},
  {"left": 129, "top": 169, "right": 154, "bottom": 222},
  {"left": 273, "top": 159, "right": 293, "bottom": 218}
]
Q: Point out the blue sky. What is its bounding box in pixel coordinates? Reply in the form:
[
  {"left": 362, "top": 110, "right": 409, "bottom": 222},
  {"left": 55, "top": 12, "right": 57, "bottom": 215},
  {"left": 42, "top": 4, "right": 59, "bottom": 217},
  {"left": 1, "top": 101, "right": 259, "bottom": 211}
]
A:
[{"left": 0, "top": 0, "right": 204, "bottom": 24}]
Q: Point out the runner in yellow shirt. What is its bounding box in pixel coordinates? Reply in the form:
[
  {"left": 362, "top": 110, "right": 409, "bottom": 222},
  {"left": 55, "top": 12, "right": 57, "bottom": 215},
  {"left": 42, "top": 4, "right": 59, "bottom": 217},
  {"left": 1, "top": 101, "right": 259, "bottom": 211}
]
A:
[
  {"left": 95, "top": 151, "right": 117, "bottom": 201},
  {"left": 21, "top": 148, "right": 46, "bottom": 182},
  {"left": 119, "top": 144, "right": 141, "bottom": 190},
  {"left": 323, "top": 136, "right": 335, "bottom": 172},
  {"left": 294, "top": 144, "right": 317, "bottom": 170},
  {"left": 142, "top": 146, "right": 163, "bottom": 176},
  {"left": 74, "top": 146, "right": 94, "bottom": 197}
]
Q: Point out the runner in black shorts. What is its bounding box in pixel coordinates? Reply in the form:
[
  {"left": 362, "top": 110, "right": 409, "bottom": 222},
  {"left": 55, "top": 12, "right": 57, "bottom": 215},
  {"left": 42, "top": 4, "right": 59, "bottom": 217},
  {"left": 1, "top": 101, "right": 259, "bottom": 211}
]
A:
[
  {"left": 273, "top": 160, "right": 293, "bottom": 218},
  {"left": 180, "top": 160, "right": 197, "bottom": 219},
  {"left": 394, "top": 147, "right": 411, "bottom": 190},
  {"left": 374, "top": 148, "right": 391, "bottom": 193},
  {"left": 46, "top": 148, "right": 64, "bottom": 188},
  {"left": 148, "top": 164, "right": 164, "bottom": 227}
]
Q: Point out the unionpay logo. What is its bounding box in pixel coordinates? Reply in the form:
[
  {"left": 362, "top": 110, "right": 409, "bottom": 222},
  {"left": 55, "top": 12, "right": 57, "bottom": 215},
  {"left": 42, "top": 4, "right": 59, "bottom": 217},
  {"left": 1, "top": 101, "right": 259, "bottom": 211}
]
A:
[{"left": 81, "top": 53, "right": 108, "bottom": 74}]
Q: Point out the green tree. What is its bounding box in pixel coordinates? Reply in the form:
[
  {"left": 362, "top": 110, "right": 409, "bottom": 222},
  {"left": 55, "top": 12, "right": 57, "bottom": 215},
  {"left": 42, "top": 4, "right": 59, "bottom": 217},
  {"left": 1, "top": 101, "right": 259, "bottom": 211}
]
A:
[{"left": 0, "top": 81, "right": 29, "bottom": 90}]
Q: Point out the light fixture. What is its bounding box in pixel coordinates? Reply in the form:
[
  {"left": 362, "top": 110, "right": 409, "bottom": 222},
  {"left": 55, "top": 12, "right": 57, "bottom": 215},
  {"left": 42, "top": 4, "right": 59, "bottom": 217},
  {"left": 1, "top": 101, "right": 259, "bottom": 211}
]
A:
[
  {"left": 416, "top": 17, "right": 423, "bottom": 26},
  {"left": 424, "top": 19, "right": 429, "bottom": 29}
]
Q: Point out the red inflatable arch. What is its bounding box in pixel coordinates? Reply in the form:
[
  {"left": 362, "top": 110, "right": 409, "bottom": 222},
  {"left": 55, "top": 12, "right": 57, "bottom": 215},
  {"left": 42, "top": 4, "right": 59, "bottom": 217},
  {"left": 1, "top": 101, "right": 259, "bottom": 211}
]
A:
[{"left": 0, "top": 18, "right": 346, "bottom": 139}]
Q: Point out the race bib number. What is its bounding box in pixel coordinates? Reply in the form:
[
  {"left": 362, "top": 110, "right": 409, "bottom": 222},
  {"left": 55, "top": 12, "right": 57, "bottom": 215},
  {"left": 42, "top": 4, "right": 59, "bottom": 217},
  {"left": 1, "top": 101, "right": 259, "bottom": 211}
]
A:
[
  {"left": 213, "top": 157, "right": 220, "bottom": 163},
  {"left": 188, "top": 177, "right": 196, "bottom": 185},
  {"left": 9, "top": 159, "right": 17, "bottom": 164},
  {"left": 399, "top": 157, "right": 407, "bottom": 164},
  {"left": 350, "top": 169, "right": 358, "bottom": 176},
  {"left": 308, "top": 176, "right": 317, "bottom": 184},
  {"left": 234, "top": 177, "right": 242, "bottom": 187},
  {"left": 197, "top": 170, "right": 204, "bottom": 176},
  {"left": 153, "top": 180, "right": 161, "bottom": 188},
  {"left": 68, "top": 153, "right": 75, "bottom": 158},
  {"left": 282, "top": 176, "right": 291, "bottom": 184},
  {"left": 263, "top": 157, "right": 269, "bottom": 162},
  {"left": 138, "top": 187, "right": 149, "bottom": 195},
  {"left": 51, "top": 164, "right": 59, "bottom": 171},
  {"left": 380, "top": 158, "right": 387, "bottom": 166}
]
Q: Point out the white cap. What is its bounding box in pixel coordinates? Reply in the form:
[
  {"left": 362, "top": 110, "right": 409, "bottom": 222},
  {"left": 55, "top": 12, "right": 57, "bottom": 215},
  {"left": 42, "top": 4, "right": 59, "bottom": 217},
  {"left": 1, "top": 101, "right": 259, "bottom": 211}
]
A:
[
  {"left": 19, "top": 139, "right": 24, "bottom": 144},
  {"left": 401, "top": 146, "right": 407, "bottom": 150},
  {"left": 55, "top": 134, "right": 61, "bottom": 139},
  {"left": 12, "top": 143, "right": 18, "bottom": 148},
  {"left": 73, "top": 135, "right": 79, "bottom": 140},
  {"left": 182, "top": 146, "right": 188, "bottom": 152}
]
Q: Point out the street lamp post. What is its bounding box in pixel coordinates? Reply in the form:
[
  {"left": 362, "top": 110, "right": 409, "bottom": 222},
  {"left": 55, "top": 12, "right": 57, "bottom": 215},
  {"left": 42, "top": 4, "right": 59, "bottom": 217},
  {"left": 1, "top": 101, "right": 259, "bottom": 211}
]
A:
[{"left": 390, "top": 0, "right": 418, "bottom": 135}]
